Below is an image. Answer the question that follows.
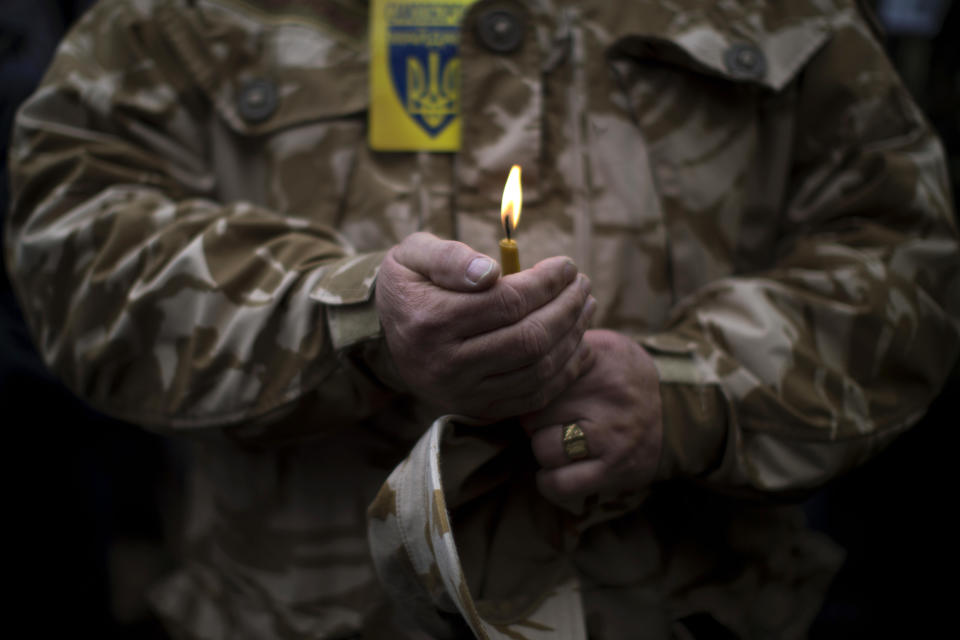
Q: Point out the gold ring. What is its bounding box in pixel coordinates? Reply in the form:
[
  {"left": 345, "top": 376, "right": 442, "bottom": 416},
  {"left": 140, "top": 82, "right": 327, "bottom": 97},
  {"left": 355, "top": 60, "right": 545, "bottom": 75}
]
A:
[{"left": 562, "top": 422, "right": 590, "bottom": 462}]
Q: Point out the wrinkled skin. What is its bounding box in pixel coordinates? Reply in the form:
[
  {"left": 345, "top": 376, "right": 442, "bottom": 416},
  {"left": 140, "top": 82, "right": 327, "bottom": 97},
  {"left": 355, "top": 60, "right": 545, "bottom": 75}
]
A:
[
  {"left": 522, "top": 329, "right": 663, "bottom": 506},
  {"left": 376, "top": 232, "right": 597, "bottom": 420}
]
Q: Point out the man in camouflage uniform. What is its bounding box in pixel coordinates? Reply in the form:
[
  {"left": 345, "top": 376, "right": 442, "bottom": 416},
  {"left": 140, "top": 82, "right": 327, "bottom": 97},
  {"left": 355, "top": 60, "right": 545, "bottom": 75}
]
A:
[{"left": 6, "top": 0, "right": 960, "bottom": 637}]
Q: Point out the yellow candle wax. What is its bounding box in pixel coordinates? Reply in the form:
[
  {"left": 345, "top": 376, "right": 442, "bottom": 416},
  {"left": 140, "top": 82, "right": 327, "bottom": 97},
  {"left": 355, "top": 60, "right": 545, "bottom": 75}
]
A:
[{"left": 499, "top": 238, "right": 520, "bottom": 275}]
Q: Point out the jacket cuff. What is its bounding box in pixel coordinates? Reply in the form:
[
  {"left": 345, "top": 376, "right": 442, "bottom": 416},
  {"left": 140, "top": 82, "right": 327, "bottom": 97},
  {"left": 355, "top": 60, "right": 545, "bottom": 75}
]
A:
[
  {"left": 640, "top": 335, "right": 728, "bottom": 482},
  {"left": 316, "top": 251, "right": 407, "bottom": 392},
  {"left": 309, "top": 251, "right": 387, "bottom": 306},
  {"left": 311, "top": 250, "right": 386, "bottom": 351},
  {"left": 325, "top": 296, "right": 406, "bottom": 392}
]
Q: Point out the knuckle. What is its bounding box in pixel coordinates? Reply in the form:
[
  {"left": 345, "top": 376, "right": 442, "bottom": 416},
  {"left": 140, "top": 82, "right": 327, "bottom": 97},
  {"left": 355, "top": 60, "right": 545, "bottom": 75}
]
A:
[
  {"left": 535, "top": 352, "right": 556, "bottom": 383},
  {"left": 377, "top": 254, "right": 403, "bottom": 288},
  {"left": 539, "top": 261, "right": 564, "bottom": 294},
  {"left": 579, "top": 274, "right": 592, "bottom": 297},
  {"left": 519, "top": 318, "right": 549, "bottom": 361},
  {"left": 576, "top": 305, "right": 591, "bottom": 333},
  {"left": 564, "top": 350, "right": 583, "bottom": 382},
  {"left": 396, "top": 233, "right": 426, "bottom": 264},
  {"left": 436, "top": 239, "right": 465, "bottom": 272},
  {"left": 569, "top": 280, "right": 589, "bottom": 318},
  {"left": 551, "top": 262, "right": 573, "bottom": 295},
  {"left": 446, "top": 341, "right": 473, "bottom": 372},
  {"left": 381, "top": 247, "right": 399, "bottom": 270},
  {"left": 494, "top": 282, "right": 526, "bottom": 324},
  {"left": 402, "top": 313, "right": 446, "bottom": 353},
  {"left": 405, "top": 231, "right": 427, "bottom": 247},
  {"left": 407, "top": 305, "right": 435, "bottom": 335},
  {"left": 421, "top": 306, "right": 448, "bottom": 334},
  {"left": 569, "top": 287, "right": 590, "bottom": 320}
]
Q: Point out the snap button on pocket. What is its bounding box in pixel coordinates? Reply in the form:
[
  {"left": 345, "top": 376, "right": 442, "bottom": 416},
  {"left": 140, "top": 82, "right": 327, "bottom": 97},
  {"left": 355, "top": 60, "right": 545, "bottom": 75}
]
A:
[
  {"left": 723, "top": 43, "right": 766, "bottom": 81},
  {"left": 476, "top": 7, "right": 524, "bottom": 53},
  {"left": 237, "top": 77, "right": 278, "bottom": 123}
]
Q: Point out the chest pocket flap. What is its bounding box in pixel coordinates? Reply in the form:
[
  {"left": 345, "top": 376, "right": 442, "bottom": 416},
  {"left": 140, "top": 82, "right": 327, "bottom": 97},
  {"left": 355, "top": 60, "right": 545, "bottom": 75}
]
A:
[
  {"left": 604, "top": 1, "right": 832, "bottom": 91},
  {"left": 156, "top": 0, "right": 369, "bottom": 135},
  {"left": 592, "top": 2, "right": 835, "bottom": 303}
]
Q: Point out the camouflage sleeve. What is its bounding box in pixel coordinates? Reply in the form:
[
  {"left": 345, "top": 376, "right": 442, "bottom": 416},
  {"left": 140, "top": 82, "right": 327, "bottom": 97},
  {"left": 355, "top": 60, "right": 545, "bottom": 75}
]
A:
[
  {"left": 646, "top": 8, "right": 960, "bottom": 496},
  {"left": 3, "top": 0, "right": 391, "bottom": 432}
]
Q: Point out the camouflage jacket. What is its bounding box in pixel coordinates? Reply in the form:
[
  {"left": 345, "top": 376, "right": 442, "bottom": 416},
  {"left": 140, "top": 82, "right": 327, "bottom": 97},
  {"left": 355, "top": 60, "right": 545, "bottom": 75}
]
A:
[{"left": 6, "top": 0, "right": 960, "bottom": 637}]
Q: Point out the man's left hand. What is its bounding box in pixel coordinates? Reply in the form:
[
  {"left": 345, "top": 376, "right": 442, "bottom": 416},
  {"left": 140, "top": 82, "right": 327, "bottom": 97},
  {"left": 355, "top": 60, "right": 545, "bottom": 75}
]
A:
[{"left": 521, "top": 329, "right": 663, "bottom": 506}]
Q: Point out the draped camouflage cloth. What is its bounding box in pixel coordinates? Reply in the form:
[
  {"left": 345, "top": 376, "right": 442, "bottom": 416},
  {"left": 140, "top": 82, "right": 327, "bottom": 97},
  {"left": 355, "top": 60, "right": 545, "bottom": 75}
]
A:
[
  {"left": 6, "top": 0, "right": 960, "bottom": 637},
  {"left": 367, "top": 414, "right": 591, "bottom": 640}
]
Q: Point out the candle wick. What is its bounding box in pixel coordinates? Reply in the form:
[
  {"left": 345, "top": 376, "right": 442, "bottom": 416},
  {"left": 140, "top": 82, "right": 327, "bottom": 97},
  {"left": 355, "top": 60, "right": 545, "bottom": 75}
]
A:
[{"left": 504, "top": 217, "right": 512, "bottom": 241}]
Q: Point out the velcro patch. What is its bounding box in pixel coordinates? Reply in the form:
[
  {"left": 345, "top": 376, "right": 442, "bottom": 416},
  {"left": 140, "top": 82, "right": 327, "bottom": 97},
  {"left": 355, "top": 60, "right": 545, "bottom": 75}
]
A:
[{"left": 369, "top": 0, "right": 472, "bottom": 151}]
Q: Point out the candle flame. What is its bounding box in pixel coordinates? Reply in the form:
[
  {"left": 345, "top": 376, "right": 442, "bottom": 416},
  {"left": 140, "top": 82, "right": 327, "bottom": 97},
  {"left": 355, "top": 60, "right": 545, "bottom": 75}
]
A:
[{"left": 500, "top": 165, "right": 522, "bottom": 239}]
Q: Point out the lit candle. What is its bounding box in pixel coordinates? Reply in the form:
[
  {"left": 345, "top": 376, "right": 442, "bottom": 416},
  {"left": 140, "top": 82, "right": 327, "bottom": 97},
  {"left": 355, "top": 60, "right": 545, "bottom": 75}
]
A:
[{"left": 499, "top": 165, "right": 522, "bottom": 275}]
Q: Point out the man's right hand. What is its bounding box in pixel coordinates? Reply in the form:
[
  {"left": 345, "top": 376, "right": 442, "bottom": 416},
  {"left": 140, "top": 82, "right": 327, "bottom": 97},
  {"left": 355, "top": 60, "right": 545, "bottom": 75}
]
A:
[{"left": 376, "top": 232, "right": 596, "bottom": 420}]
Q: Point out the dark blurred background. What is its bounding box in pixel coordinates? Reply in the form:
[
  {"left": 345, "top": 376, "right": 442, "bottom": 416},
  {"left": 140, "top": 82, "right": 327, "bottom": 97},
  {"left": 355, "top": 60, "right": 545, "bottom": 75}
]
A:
[
  {"left": 2, "top": 2, "right": 182, "bottom": 638},
  {"left": 2, "top": 1, "right": 957, "bottom": 637}
]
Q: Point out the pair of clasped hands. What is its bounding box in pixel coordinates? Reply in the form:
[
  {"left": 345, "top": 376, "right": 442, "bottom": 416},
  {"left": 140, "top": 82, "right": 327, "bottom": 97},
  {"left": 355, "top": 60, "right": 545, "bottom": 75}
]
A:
[{"left": 376, "top": 232, "right": 663, "bottom": 506}]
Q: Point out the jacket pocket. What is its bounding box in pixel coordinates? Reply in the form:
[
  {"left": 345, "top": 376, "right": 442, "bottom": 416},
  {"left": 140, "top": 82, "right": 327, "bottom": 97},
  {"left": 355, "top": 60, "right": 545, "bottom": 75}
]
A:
[
  {"left": 602, "top": 2, "right": 831, "bottom": 301},
  {"left": 156, "top": 0, "right": 369, "bottom": 226}
]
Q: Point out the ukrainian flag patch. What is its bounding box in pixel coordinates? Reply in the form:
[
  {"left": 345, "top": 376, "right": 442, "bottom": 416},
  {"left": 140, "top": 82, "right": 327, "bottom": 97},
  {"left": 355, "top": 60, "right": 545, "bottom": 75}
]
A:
[{"left": 369, "top": 0, "right": 472, "bottom": 151}]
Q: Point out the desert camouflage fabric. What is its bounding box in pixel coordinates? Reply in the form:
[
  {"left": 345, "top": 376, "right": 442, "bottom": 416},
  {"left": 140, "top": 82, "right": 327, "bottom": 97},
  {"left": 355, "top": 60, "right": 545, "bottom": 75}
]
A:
[
  {"left": 367, "top": 414, "right": 589, "bottom": 639},
  {"left": 5, "top": 0, "right": 960, "bottom": 638}
]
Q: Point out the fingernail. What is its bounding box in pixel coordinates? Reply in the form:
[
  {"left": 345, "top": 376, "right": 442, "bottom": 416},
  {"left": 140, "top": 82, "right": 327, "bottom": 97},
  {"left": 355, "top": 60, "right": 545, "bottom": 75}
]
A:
[
  {"left": 584, "top": 296, "right": 597, "bottom": 320},
  {"left": 579, "top": 275, "right": 591, "bottom": 295},
  {"left": 563, "top": 260, "right": 577, "bottom": 281},
  {"left": 466, "top": 257, "right": 494, "bottom": 285}
]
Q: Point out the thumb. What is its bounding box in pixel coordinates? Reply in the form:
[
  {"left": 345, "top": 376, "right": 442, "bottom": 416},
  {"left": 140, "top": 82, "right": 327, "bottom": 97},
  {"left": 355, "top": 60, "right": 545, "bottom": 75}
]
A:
[{"left": 393, "top": 232, "right": 500, "bottom": 291}]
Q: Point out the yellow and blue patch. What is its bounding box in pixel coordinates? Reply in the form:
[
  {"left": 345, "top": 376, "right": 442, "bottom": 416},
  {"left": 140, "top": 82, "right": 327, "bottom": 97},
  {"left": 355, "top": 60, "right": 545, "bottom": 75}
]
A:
[{"left": 369, "top": 0, "right": 472, "bottom": 151}]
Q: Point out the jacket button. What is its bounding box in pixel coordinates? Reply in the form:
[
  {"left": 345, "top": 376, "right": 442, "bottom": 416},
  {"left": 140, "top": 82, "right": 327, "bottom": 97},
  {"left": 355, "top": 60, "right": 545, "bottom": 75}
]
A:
[
  {"left": 237, "top": 77, "right": 278, "bottom": 123},
  {"left": 476, "top": 6, "right": 524, "bottom": 53},
  {"left": 723, "top": 43, "right": 766, "bottom": 80}
]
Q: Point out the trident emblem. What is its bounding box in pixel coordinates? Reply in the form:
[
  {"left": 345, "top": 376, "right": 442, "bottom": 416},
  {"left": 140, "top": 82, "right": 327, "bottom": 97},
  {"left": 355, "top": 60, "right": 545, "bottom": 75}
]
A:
[{"left": 406, "top": 51, "right": 460, "bottom": 132}]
